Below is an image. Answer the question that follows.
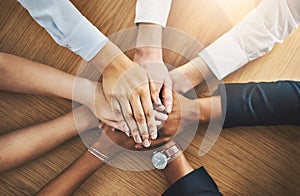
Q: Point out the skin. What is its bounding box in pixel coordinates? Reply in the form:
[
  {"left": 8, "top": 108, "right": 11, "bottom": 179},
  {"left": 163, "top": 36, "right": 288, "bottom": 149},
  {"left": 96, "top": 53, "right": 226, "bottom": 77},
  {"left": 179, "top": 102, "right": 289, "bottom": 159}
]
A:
[
  {"left": 0, "top": 52, "right": 221, "bottom": 194},
  {"left": 90, "top": 41, "right": 160, "bottom": 146},
  {"left": 169, "top": 56, "right": 215, "bottom": 94},
  {"left": 0, "top": 52, "right": 119, "bottom": 129},
  {"left": 0, "top": 52, "right": 166, "bottom": 147},
  {"left": 0, "top": 106, "right": 98, "bottom": 173},
  {"left": 37, "top": 125, "right": 194, "bottom": 195},
  {"left": 36, "top": 91, "right": 222, "bottom": 194},
  {"left": 134, "top": 23, "right": 173, "bottom": 114}
]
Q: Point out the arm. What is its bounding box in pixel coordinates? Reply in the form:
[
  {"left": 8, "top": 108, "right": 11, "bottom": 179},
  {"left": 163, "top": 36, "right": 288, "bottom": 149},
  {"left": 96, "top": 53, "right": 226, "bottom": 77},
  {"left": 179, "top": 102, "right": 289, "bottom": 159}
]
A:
[
  {"left": 220, "top": 81, "right": 300, "bottom": 127},
  {"left": 0, "top": 106, "right": 98, "bottom": 172},
  {"left": 171, "top": 0, "right": 300, "bottom": 94},
  {"left": 0, "top": 52, "right": 91, "bottom": 104},
  {"left": 162, "top": 154, "right": 222, "bottom": 196},
  {"left": 0, "top": 53, "right": 122, "bottom": 131},
  {"left": 172, "top": 81, "right": 300, "bottom": 128},
  {"left": 37, "top": 125, "right": 134, "bottom": 195},
  {"left": 158, "top": 81, "right": 300, "bottom": 145},
  {"left": 18, "top": 0, "right": 159, "bottom": 147},
  {"left": 37, "top": 151, "right": 104, "bottom": 195},
  {"left": 134, "top": 0, "right": 173, "bottom": 113}
]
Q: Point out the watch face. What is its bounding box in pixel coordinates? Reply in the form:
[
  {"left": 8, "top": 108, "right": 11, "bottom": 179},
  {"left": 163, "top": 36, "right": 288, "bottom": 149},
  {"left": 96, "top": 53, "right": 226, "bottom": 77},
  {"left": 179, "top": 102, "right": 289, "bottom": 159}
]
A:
[{"left": 152, "top": 152, "right": 168, "bottom": 169}]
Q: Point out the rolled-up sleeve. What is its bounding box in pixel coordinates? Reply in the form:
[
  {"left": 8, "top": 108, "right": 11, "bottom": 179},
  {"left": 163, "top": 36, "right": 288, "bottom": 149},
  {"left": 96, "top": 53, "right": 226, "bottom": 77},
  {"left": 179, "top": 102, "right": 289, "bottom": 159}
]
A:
[
  {"left": 200, "top": 0, "right": 300, "bottom": 80},
  {"left": 135, "top": 0, "right": 172, "bottom": 27},
  {"left": 18, "top": 0, "right": 108, "bottom": 61}
]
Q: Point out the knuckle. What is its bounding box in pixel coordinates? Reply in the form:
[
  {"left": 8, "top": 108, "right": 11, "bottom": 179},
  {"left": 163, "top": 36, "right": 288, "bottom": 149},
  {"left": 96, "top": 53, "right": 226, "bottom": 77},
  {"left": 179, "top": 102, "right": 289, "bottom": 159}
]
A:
[
  {"left": 131, "top": 128, "right": 139, "bottom": 136},
  {"left": 129, "top": 91, "right": 139, "bottom": 100},
  {"left": 151, "top": 89, "right": 159, "bottom": 95},
  {"left": 145, "top": 110, "right": 153, "bottom": 119},
  {"left": 136, "top": 113, "right": 146, "bottom": 124},
  {"left": 126, "top": 112, "right": 134, "bottom": 120},
  {"left": 113, "top": 109, "right": 122, "bottom": 116},
  {"left": 148, "top": 124, "right": 157, "bottom": 133},
  {"left": 138, "top": 87, "right": 148, "bottom": 95},
  {"left": 140, "top": 129, "right": 149, "bottom": 137}
]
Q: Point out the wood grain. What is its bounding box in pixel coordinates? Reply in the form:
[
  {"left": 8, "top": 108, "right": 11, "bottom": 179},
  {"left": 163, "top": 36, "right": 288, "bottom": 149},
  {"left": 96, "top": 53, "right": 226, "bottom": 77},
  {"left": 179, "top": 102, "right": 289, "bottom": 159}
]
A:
[{"left": 0, "top": 0, "right": 299, "bottom": 195}]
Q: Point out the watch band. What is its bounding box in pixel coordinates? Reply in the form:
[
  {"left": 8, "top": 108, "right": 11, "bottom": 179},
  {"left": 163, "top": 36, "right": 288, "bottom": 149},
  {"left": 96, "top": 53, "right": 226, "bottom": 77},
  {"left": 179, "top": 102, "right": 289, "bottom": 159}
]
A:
[{"left": 165, "top": 144, "right": 182, "bottom": 160}]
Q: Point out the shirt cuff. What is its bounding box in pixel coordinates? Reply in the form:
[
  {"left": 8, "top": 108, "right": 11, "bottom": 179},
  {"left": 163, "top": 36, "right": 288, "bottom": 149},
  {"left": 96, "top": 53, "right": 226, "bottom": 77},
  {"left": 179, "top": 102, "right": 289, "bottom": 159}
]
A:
[
  {"left": 135, "top": 0, "right": 172, "bottom": 27},
  {"left": 62, "top": 17, "right": 109, "bottom": 61},
  {"left": 199, "top": 33, "right": 248, "bottom": 80}
]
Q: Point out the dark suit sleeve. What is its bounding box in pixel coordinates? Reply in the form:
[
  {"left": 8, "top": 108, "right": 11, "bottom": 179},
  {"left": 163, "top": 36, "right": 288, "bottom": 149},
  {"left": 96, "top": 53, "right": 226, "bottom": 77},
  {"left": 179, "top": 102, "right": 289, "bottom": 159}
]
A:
[
  {"left": 162, "top": 167, "right": 222, "bottom": 196},
  {"left": 219, "top": 81, "right": 300, "bottom": 128}
]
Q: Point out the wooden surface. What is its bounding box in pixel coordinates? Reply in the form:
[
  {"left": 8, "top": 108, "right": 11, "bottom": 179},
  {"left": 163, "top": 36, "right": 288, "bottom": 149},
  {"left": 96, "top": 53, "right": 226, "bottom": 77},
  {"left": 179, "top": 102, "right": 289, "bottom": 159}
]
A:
[{"left": 0, "top": 0, "right": 299, "bottom": 195}]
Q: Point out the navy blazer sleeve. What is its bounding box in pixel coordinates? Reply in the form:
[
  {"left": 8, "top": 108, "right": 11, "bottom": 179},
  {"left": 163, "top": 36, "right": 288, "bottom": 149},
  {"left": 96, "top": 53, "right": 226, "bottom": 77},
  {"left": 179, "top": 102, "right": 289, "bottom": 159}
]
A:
[
  {"left": 162, "top": 167, "right": 222, "bottom": 196},
  {"left": 220, "top": 81, "right": 300, "bottom": 128}
]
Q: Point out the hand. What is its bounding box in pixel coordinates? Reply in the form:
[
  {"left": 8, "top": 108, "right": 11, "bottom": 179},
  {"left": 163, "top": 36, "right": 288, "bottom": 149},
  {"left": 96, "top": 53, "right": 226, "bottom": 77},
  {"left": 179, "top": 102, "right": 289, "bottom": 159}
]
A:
[
  {"left": 156, "top": 92, "right": 200, "bottom": 145},
  {"left": 135, "top": 23, "right": 173, "bottom": 113},
  {"left": 134, "top": 47, "right": 173, "bottom": 114},
  {"left": 136, "top": 92, "right": 202, "bottom": 149},
  {"left": 101, "top": 54, "right": 158, "bottom": 146}
]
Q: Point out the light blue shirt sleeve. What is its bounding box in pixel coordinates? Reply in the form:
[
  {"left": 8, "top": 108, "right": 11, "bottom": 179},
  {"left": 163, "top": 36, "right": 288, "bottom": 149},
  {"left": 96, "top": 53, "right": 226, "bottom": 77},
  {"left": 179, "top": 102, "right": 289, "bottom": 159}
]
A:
[{"left": 18, "top": 0, "right": 109, "bottom": 61}]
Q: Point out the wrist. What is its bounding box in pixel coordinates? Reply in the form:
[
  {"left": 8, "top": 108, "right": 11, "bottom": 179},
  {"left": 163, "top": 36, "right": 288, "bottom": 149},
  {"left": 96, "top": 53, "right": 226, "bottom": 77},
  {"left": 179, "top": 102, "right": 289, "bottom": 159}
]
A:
[
  {"left": 90, "top": 41, "right": 123, "bottom": 73},
  {"left": 136, "top": 24, "right": 163, "bottom": 48},
  {"left": 73, "top": 77, "right": 97, "bottom": 106},
  {"left": 102, "top": 53, "right": 137, "bottom": 76},
  {"left": 163, "top": 153, "right": 194, "bottom": 185},
  {"left": 196, "top": 96, "right": 222, "bottom": 124},
  {"left": 134, "top": 47, "right": 163, "bottom": 63},
  {"left": 185, "top": 98, "right": 201, "bottom": 122},
  {"left": 91, "top": 137, "right": 122, "bottom": 159},
  {"left": 72, "top": 106, "right": 99, "bottom": 133}
]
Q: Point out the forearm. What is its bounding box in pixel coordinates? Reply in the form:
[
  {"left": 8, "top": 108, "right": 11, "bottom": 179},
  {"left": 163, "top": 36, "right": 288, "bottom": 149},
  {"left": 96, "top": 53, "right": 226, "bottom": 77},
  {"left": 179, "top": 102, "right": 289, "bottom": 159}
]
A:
[
  {"left": 221, "top": 81, "right": 300, "bottom": 127},
  {"left": 0, "top": 106, "right": 98, "bottom": 172},
  {"left": 170, "top": 56, "right": 214, "bottom": 94},
  {"left": 199, "top": 0, "right": 300, "bottom": 80},
  {"left": 37, "top": 151, "right": 104, "bottom": 195},
  {"left": 0, "top": 53, "right": 95, "bottom": 104},
  {"left": 134, "top": 24, "right": 163, "bottom": 62},
  {"left": 18, "top": 0, "right": 108, "bottom": 61},
  {"left": 195, "top": 95, "right": 222, "bottom": 124}
]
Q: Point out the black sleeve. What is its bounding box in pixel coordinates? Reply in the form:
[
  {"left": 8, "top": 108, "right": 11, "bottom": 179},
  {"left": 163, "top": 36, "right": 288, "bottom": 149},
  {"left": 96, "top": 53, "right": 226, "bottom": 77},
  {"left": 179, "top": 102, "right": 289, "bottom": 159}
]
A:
[
  {"left": 162, "top": 167, "right": 222, "bottom": 196},
  {"left": 219, "top": 81, "right": 300, "bottom": 128}
]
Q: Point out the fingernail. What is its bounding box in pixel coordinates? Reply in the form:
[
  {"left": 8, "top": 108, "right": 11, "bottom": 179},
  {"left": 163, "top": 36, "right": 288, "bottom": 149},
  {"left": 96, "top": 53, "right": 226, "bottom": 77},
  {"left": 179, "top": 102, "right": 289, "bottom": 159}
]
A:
[
  {"left": 134, "top": 135, "right": 142, "bottom": 143},
  {"left": 161, "top": 113, "right": 168, "bottom": 121},
  {"left": 123, "top": 124, "right": 130, "bottom": 132},
  {"left": 111, "top": 127, "right": 115, "bottom": 131},
  {"left": 157, "top": 98, "right": 162, "bottom": 105},
  {"left": 125, "top": 131, "right": 130, "bottom": 137},
  {"left": 143, "top": 139, "right": 151, "bottom": 148},
  {"left": 98, "top": 122, "right": 104, "bottom": 129},
  {"left": 156, "top": 121, "right": 162, "bottom": 126},
  {"left": 166, "top": 105, "right": 172, "bottom": 114},
  {"left": 151, "top": 132, "right": 157, "bottom": 140}
]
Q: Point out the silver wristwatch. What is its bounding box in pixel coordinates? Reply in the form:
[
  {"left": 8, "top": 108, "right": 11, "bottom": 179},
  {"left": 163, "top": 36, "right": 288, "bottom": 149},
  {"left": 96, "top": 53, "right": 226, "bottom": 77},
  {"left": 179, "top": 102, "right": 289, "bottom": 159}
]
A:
[{"left": 152, "top": 144, "right": 182, "bottom": 170}]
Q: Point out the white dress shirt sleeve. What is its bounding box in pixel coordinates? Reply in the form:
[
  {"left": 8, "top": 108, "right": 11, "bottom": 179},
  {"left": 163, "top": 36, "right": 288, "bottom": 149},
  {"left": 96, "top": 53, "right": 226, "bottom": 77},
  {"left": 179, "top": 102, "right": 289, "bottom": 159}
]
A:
[
  {"left": 18, "top": 0, "right": 109, "bottom": 61},
  {"left": 135, "top": 0, "right": 172, "bottom": 27},
  {"left": 199, "top": 0, "right": 300, "bottom": 80}
]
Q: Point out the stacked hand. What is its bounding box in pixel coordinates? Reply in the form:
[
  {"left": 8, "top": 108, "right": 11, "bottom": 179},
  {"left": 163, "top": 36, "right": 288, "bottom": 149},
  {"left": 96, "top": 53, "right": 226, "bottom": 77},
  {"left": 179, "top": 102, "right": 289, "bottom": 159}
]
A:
[
  {"left": 90, "top": 91, "right": 201, "bottom": 160},
  {"left": 134, "top": 47, "right": 173, "bottom": 114}
]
